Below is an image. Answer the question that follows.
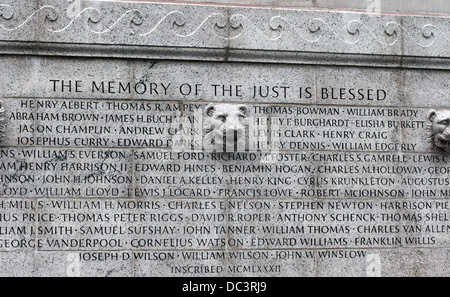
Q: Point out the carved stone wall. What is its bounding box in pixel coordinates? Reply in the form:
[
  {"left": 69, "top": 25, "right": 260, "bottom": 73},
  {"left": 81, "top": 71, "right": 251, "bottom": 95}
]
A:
[{"left": 0, "top": 0, "right": 448, "bottom": 278}]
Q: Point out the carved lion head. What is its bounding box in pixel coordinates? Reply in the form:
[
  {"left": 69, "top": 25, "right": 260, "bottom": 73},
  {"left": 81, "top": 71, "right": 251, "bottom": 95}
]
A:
[
  {"left": 427, "top": 109, "right": 450, "bottom": 153},
  {"left": 203, "top": 103, "right": 249, "bottom": 152}
]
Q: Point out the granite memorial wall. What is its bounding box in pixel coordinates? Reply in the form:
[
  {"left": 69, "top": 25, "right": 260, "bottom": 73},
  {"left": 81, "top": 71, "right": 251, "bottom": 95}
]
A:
[{"left": 0, "top": 0, "right": 449, "bottom": 277}]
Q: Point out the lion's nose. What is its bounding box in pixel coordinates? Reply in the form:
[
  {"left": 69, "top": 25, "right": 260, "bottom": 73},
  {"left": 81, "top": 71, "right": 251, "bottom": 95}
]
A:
[{"left": 226, "top": 126, "right": 243, "bottom": 134}]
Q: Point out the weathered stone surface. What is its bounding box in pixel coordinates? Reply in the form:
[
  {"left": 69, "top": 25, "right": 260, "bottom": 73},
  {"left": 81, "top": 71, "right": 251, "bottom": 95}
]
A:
[
  {"left": 316, "top": 248, "right": 449, "bottom": 277},
  {"left": 34, "top": 251, "right": 132, "bottom": 277},
  {"left": 0, "top": 252, "right": 35, "bottom": 277},
  {"left": 142, "top": 0, "right": 450, "bottom": 15},
  {"left": 0, "top": 0, "right": 39, "bottom": 41}
]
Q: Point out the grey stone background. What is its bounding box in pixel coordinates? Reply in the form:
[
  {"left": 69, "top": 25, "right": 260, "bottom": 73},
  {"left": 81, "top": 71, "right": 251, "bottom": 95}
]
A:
[{"left": 124, "top": 0, "right": 450, "bottom": 15}]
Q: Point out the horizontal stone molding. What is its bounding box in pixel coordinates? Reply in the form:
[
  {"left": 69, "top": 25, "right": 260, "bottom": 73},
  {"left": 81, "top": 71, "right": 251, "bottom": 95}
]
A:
[{"left": 0, "top": 0, "right": 449, "bottom": 68}]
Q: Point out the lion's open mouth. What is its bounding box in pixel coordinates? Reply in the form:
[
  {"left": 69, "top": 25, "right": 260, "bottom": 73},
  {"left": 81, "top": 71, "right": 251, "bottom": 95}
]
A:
[
  {"left": 223, "top": 129, "right": 243, "bottom": 140},
  {"left": 437, "top": 136, "right": 450, "bottom": 148},
  {"left": 219, "top": 131, "right": 244, "bottom": 152}
]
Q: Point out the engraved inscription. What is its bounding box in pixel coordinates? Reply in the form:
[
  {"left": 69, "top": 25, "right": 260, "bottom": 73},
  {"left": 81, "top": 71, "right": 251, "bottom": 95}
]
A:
[{"left": 0, "top": 53, "right": 448, "bottom": 277}]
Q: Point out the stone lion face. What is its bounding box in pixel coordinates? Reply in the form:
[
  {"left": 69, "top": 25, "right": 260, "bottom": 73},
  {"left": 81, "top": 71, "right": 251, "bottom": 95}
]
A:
[
  {"left": 428, "top": 110, "right": 450, "bottom": 153},
  {"left": 203, "top": 103, "right": 249, "bottom": 152}
]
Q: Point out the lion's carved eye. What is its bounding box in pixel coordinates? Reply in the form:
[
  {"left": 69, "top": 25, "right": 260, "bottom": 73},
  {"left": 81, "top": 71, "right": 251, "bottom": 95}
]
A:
[
  {"left": 438, "top": 119, "right": 450, "bottom": 126},
  {"left": 217, "top": 115, "right": 227, "bottom": 122}
]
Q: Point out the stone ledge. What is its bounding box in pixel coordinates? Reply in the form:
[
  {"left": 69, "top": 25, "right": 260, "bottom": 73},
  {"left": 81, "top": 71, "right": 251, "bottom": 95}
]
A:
[
  {"left": 115, "top": 1, "right": 450, "bottom": 16},
  {"left": 0, "top": 0, "right": 449, "bottom": 68}
]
